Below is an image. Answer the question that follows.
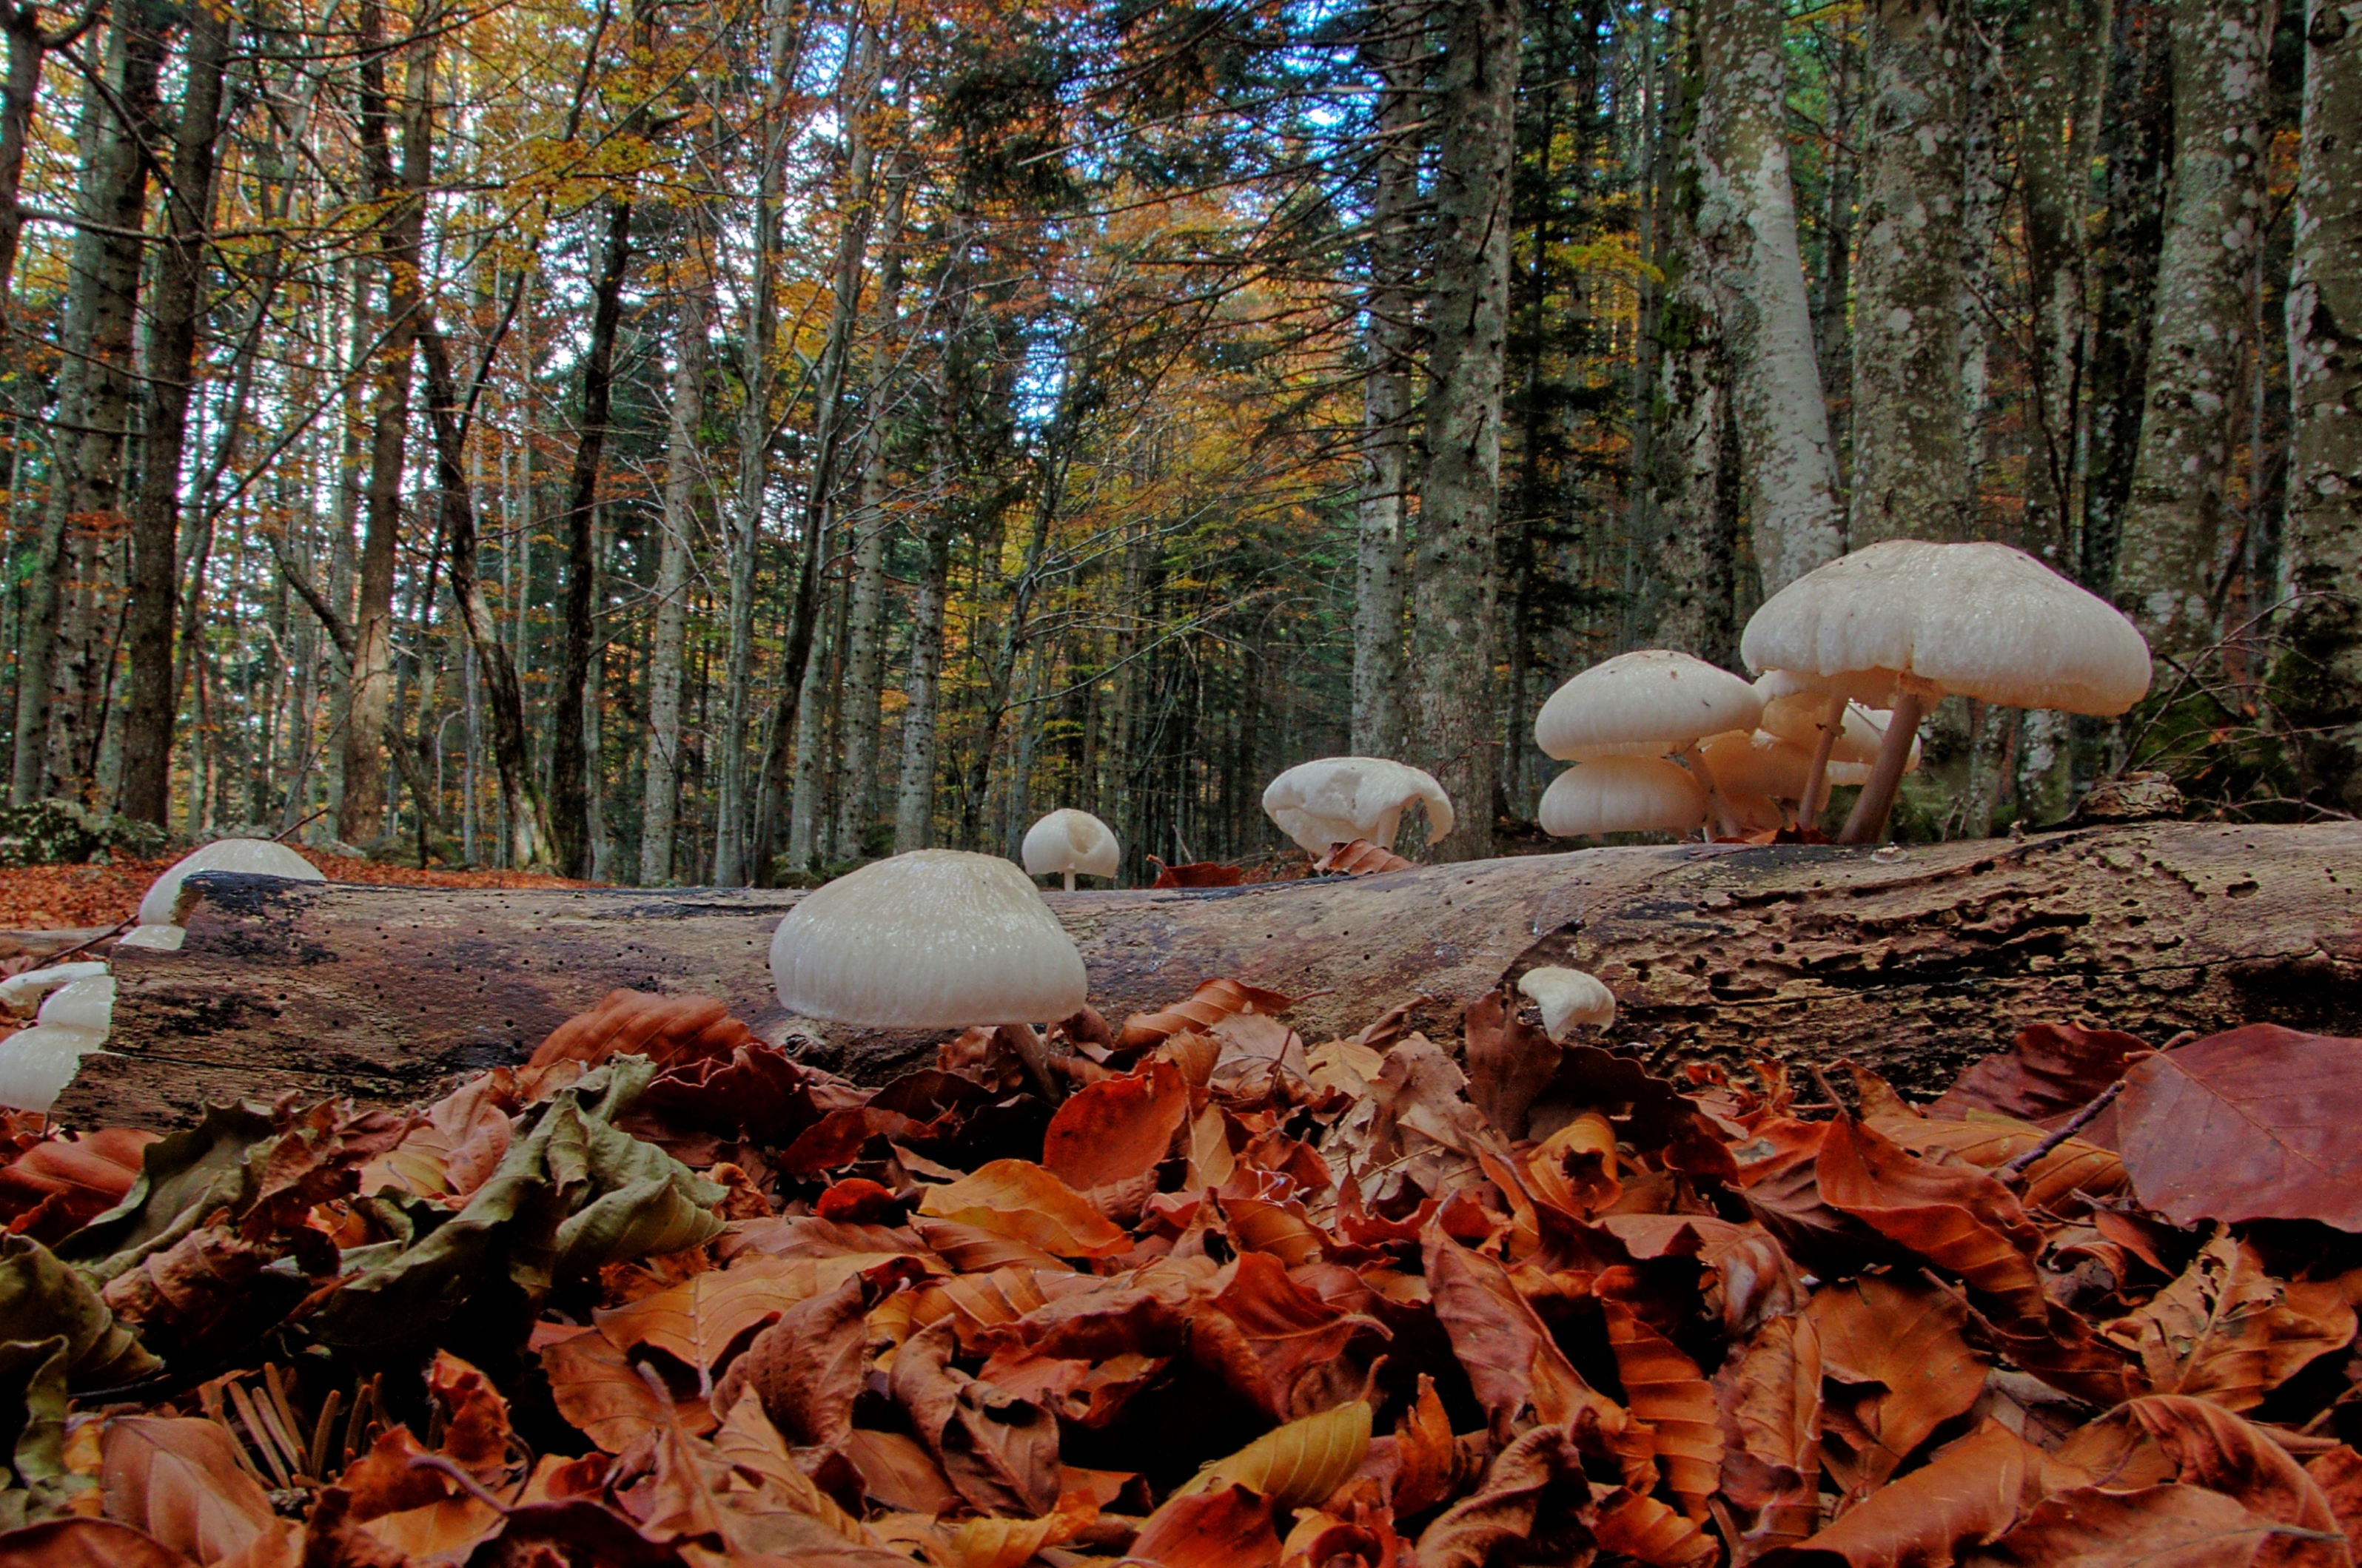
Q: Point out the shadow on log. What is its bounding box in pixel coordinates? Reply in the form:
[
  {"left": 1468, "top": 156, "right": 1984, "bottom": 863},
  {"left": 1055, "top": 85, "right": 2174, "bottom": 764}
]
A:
[{"left": 55, "top": 820, "right": 2362, "bottom": 1128}]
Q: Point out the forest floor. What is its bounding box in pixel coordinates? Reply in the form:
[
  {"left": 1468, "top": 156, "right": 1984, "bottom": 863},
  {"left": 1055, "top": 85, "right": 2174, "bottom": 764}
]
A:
[{"left": 0, "top": 849, "right": 597, "bottom": 930}]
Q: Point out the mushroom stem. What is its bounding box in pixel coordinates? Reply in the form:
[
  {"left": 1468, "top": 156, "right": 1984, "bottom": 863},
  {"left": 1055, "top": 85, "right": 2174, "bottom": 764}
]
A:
[
  {"left": 1677, "top": 742, "right": 1742, "bottom": 840},
  {"left": 1062, "top": 871, "right": 1076, "bottom": 893},
  {"left": 1837, "top": 691, "right": 1927, "bottom": 844},
  {"left": 1001, "top": 1023, "right": 1064, "bottom": 1103},
  {"left": 1799, "top": 691, "right": 1846, "bottom": 825}
]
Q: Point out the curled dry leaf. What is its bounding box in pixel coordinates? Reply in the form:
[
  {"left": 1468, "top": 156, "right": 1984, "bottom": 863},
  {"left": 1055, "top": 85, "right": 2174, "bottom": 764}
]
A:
[
  {"left": 2103, "top": 1234, "right": 2358, "bottom": 1412},
  {"left": 1815, "top": 1115, "right": 2048, "bottom": 1324},
  {"left": 1978, "top": 1482, "right": 2305, "bottom": 1568},
  {"left": 1144, "top": 858, "right": 1247, "bottom": 889},
  {"left": 1312, "top": 839, "right": 1414, "bottom": 876},
  {"left": 1461, "top": 986, "right": 1558, "bottom": 1142},
  {"left": 917, "top": 1160, "right": 1130, "bottom": 1259},
  {"left": 1601, "top": 1297, "right": 1724, "bottom": 1518},
  {"left": 1807, "top": 1274, "right": 1987, "bottom": 1496},
  {"left": 1118, "top": 978, "right": 1295, "bottom": 1050},
  {"left": 1412, "top": 1425, "right": 1587, "bottom": 1568},
  {"left": 529, "top": 988, "right": 754, "bottom": 1071},
  {"left": 1175, "top": 1401, "right": 1371, "bottom": 1510},
  {"left": 1130, "top": 1483, "right": 1284, "bottom": 1568},
  {"left": 0, "top": 1129, "right": 155, "bottom": 1240},
  {"left": 2129, "top": 1395, "right": 2349, "bottom": 1566},
  {"left": 1786, "top": 1420, "right": 2036, "bottom": 1568},
  {"left": 1042, "top": 1060, "right": 1188, "bottom": 1192}
]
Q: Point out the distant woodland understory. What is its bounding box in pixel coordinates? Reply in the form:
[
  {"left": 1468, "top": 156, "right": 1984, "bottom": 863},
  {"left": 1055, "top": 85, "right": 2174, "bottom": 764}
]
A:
[{"left": 0, "top": 0, "right": 2356, "bottom": 885}]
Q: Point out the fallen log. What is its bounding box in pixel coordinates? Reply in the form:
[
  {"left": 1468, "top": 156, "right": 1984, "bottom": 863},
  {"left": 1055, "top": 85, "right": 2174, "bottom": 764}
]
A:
[{"left": 56, "top": 819, "right": 2362, "bottom": 1128}]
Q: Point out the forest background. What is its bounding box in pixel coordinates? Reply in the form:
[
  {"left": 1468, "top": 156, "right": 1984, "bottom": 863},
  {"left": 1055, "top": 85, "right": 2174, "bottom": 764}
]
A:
[{"left": 0, "top": 0, "right": 2355, "bottom": 889}]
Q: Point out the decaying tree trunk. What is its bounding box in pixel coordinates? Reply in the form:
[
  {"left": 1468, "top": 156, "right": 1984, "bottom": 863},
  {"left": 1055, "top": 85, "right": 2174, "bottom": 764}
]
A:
[{"left": 59, "top": 821, "right": 2362, "bottom": 1129}]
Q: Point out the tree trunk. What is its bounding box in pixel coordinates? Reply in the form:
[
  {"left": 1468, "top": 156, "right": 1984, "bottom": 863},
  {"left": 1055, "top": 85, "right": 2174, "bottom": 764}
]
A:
[
  {"left": 641, "top": 267, "right": 709, "bottom": 884},
  {"left": 1848, "top": 0, "right": 1970, "bottom": 545},
  {"left": 1412, "top": 0, "right": 1517, "bottom": 861},
  {"left": 2275, "top": 0, "right": 2362, "bottom": 812},
  {"left": 1694, "top": 0, "right": 1845, "bottom": 590},
  {"left": 2018, "top": 0, "right": 2109, "bottom": 556},
  {"left": 894, "top": 505, "right": 956, "bottom": 853},
  {"left": 0, "top": 0, "right": 95, "bottom": 315},
  {"left": 338, "top": 1, "right": 432, "bottom": 845},
  {"left": 13, "top": 7, "right": 158, "bottom": 804},
  {"left": 70, "top": 820, "right": 2362, "bottom": 1126},
  {"left": 549, "top": 196, "right": 634, "bottom": 878},
  {"left": 119, "top": 0, "right": 233, "bottom": 824},
  {"left": 1352, "top": 0, "right": 1417, "bottom": 760},
  {"left": 2117, "top": 0, "right": 2272, "bottom": 655}
]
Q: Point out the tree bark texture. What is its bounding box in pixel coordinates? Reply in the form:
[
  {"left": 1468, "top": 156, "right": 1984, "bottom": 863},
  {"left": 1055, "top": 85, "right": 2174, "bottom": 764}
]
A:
[
  {"left": 2118, "top": 0, "right": 2272, "bottom": 655},
  {"left": 893, "top": 505, "right": 956, "bottom": 852},
  {"left": 1693, "top": 0, "right": 1845, "bottom": 592},
  {"left": 2278, "top": 0, "right": 2362, "bottom": 813},
  {"left": 1848, "top": 0, "right": 1970, "bottom": 545},
  {"left": 642, "top": 269, "right": 710, "bottom": 884},
  {"left": 64, "top": 821, "right": 2362, "bottom": 1128},
  {"left": 833, "top": 177, "right": 907, "bottom": 863},
  {"left": 550, "top": 197, "right": 635, "bottom": 877},
  {"left": 1352, "top": 0, "right": 1417, "bottom": 761},
  {"left": 119, "top": 0, "right": 234, "bottom": 824},
  {"left": 2018, "top": 0, "right": 2108, "bottom": 556},
  {"left": 1412, "top": 0, "right": 1517, "bottom": 862}
]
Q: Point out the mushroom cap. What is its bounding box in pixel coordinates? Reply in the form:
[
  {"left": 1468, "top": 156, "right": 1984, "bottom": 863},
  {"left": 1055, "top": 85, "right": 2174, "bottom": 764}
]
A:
[
  {"left": 1536, "top": 757, "right": 1708, "bottom": 838},
  {"left": 1759, "top": 689, "right": 1925, "bottom": 769},
  {"left": 1739, "top": 539, "right": 2152, "bottom": 715},
  {"left": 36, "top": 975, "right": 113, "bottom": 1035},
  {"left": 0, "top": 962, "right": 110, "bottom": 1019},
  {"left": 1261, "top": 757, "right": 1455, "bottom": 854},
  {"left": 0, "top": 1023, "right": 105, "bottom": 1111},
  {"left": 1517, "top": 966, "right": 1617, "bottom": 1041},
  {"left": 1698, "top": 730, "right": 1819, "bottom": 800},
  {"left": 770, "top": 849, "right": 1089, "bottom": 1029},
  {"left": 1534, "top": 650, "right": 1764, "bottom": 761},
  {"left": 138, "top": 838, "right": 323, "bottom": 927},
  {"left": 1021, "top": 809, "right": 1120, "bottom": 880}
]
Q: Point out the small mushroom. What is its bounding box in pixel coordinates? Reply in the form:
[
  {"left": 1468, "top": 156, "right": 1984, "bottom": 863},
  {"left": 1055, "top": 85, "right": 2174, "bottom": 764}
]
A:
[
  {"left": 1534, "top": 650, "right": 1762, "bottom": 837},
  {"left": 123, "top": 837, "right": 323, "bottom": 951},
  {"left": 0, "top": 973, "right": 115, "bottom": 1111},
  {"left": 769, "top": 849, "right": 1088, "bottom": 1031},
  {"left": 1021, "top": 808, "right": 1120, "bottom": 892},
  {"left": 1742, "top": 540, "right": 2150, "bottom": 842},
  {"left": 1516, "top": 966, "right": 1616, "bottom": 1042},
  {"left": 1261, "top": 757, "right": 1455, "bottom": 857},
  {"left": 1536, "top": 756, "right": 1707, "bottom": 840}
]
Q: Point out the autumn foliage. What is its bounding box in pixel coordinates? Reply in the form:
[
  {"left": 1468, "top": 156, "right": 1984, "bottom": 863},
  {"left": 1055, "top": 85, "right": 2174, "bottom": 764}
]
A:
[{"left": 1, "top": 981, "right": 2359, "bottom": 1568}]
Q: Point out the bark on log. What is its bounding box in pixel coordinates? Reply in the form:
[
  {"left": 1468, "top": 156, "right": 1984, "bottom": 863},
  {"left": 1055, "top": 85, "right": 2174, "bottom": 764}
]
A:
[{"left": 56, "top": 821, "right": 2362, "bottom": 1128}]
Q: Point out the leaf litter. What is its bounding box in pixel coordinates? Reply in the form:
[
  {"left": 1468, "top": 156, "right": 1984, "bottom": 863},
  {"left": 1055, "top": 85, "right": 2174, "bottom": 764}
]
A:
[{"left": 0, "top": 986, "right": 2359, "bottom": 1568}]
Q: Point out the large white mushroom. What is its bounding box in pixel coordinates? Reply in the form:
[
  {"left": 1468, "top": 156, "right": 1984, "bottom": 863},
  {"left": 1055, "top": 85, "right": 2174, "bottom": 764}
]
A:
[
  {"left": 1536, "top": 756, "right": 1707, "bottom": 841},
  {"left": 1261, "top": 757, "right": 1455, "bottom": 857},
  {"left": 120, "top": 837, "right": 323, "bottom": 951},
  {"left": 1742, "top": 540, "right": 2150, "bottom": 843},
  {"left": 1021, "top": 809, "right": 1120, "bottom": 892},
  {"left": 770, "top": 849, "right": 1088, "bottom": 1030},
  {"left": 0, "top": 973, "right": 116, "bottom": 1111},
  {"left": 1534, "top": 650, "right": 1762, "bottom": 836},
  {"left": 1754, "top": 673, "right": 1922, "bottom": 823}
]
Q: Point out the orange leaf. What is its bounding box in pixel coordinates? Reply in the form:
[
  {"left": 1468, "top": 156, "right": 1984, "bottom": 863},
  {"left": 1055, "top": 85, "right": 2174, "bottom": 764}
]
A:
[
  {"left": 1589, "top": 1486, "right": 1718, "bottom": 1567},
  {"left": 1791, "top": 1420, "right": 2038, "bottom": 1567},
  {"left": 1119, "top": 978, "right": 1296, "bottom": 1049},
  {"left": 916, "top": 1160, "right": 1130, "bottom": 1258},
  {"left": 2103, "top": 1234, "right": 2357, "bottom": 1413},
  {"left": 98, "top": 1417, "right": 281, "bottom": 1567},
  {"left": 1043, "top": 1060, "right": 1188, "bottom": 1191},
  {"left": 1312, "top": 839, "right": 1412, "bottom": 875},
  {"left": 1146, "top": 858, "right": 1247, "bottom": 889},
  {"left": 1601, "top": 1298, "right": 1723, "bottom": 1518},
  {"left": 0, "top": 1518, "right": 199, "bottom": 1567},
  {"left": 1816, "top": 1114, "right": 2048, "bottom": 1322},
  {"left": 1391, "top": 1374, "right": 1458, "bottom": 1515},
  {"left": 1982, "top": 1483, "right": 2302, "bottom": 1568},
  {"left": 2130, "top": 1396, "right": 2348, "bottom": 1566},
  {"left": 591, "top": 1255, "right": 816, "bottom": 1376},
  {"left": 1131, "top": 1484, "right": 1284, "bottom": 1568},
  {"left": 1807, "top": 1273, "right": 1987, "bottom": 1495},
  {"left": 540, "top": 1326, "right": 716, "bottom": 1453},
  {"left": 528, "top": 988, "right": 753, "bottom": 1070}
]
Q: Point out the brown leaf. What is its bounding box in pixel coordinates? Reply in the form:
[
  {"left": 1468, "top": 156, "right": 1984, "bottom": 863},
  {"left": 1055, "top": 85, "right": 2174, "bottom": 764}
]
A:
[
  {"left": 1207, "top": 1251, "right": 1382, "bottom": 1419},
  {"left": 528, "top": 989, "right": 754, "bottom": 1071},
  {"left": 1603, "top": 1297, "right": 1724, "bottom": 1518},
  {"left": 1979, "top": 1482, "right": 2301, "bottom": 1568},
  {"left": 1118, "top": 978, "right": 1295, "bottom": 1049},
  {"left": 1524, "top": 1111, "right": 1623, "bottom": 1219},
  {"left": 1412, "top": 1425, "right": 1588, "bottom": 1568},
  {"left": 1175, "top": 1401, "right": 1371, "bottom": 1510},
  {"left": 426, "top": 1350, "right": 514, "bottom": 1478},
  {"left": 1312, "top": 840, "right": 1413, "bottom": 876},
  {"left": 1423, "top": 1225, "right": 1627, "bottom": 1446},
  {"left": 2113, "top": 1026, "right": 2362, "bottom": 1229},
  {"left": 2130, "top": 1396, "right": 2349, "bottom": 1567},
  {"left": 361, "top": 1071, "right": 516, "bottom": 1206},
  {"left": 931, "top": 1489, "right": 1098, "bottom": 1568},
  {"left": 541, "top": 1326, "right": 717, "bottom": 1453},
  {"left": 593, "top": 1255, "right": 817, "bottom": 1378},
  {"left": 1791, "top": 1420, "right": 2037, "bottom": 1567},
  {"left": 1042, "top": 1060, "right": 1189, "bottom": 1191},
  {"left": 1591, "top": 1486, "right": 1720, "bottom": 1567},
  {"left": 2307, "top": 1448, "right": 2362, "bottom": 1561},
  {"left": 1130, "top": 1484, "right": 1284, "bottom": 1568},
  {"left": 99, "top": 1416, "right": 281, "bottom": 1567},
  {"left": 0, "top": 1129, "right": 156, "bottom": 1239},
  {"left": 2103, "top": 1234, "right": 2355, "bottom": 1413},
  {"left": 1462, "top": 986, "right": 1559, "bottom": 1141},
  {"left": 889, "top": 1319, "right": 1061, "bottom": 1517},
  {"left": 916, "top": 1160, "right": 1130, "bottom": 1258},
  {"left": 1529, "top": 1044, "right": 1739, "bottom": 1181},
  {"left": 97, "top": 1226, "right": 269, "bottom": 1353},
  {"left": 1807, "top": 1274, "right": 1987, "bottom": 1495},
  {"left": 1816, "top": 1115, "right": 2047, "bottom": 1323},
  {"left": 1869, "top": 1107, "right": 2127, "bottom": 1214},
  {"left": 0, "top": 1518, "right": 198, "bottom": 1567},
  {"left": 1389, "top": 1374, "right": 1458, "bottom": 1516},
  {"left": 709, "top": 1391, "right": 881, "bottom": 1549},
  {"left": 709, "top": 1273, "right": 870, "bottom": 1449},
  {"left": 1717, "top": 1310, "right": 1825, "bottom": 1555},
  {"left": 1930, "top": 1021, "right": 2152, "bottom": 1131},
  {"left": 842, "top": 1429, "right": 959, "bottom": 1515}
]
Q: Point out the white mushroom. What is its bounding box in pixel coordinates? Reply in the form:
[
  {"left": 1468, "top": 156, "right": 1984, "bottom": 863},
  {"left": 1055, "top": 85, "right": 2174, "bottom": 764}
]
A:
[
  {"left": 1516, "top": 966, "right": 1616, "bottom": 1042},
  {"left": 769, "top": 849, "right": 1088, "bottom": 1030},
  {"left": 1742, "top": 541, "right": 2150, "bottom": 842},
  {"left": 1021, "top": 809, "right": 1120, "bottom": 892},
  {"left": 0, "top": 974, "right": 116, "bottom": 1112},
  {"left": 1754, "top": 676, "right": 1922, "bottom": 821},
  {"left": 1534, "top": 651, "right": 1762, "bottom": 836},
  {"left": 125, "top": 838, "right": 323, "bottom": 951},
  {"left": 0, "top": 961, "right": 110, "bottom": 1020},
  {"left": 1536, "top": 757, "right": 1708, "bottom": 840},
  {"left": 1261, "top": 757, "right": 1455, "bottom": 856}
]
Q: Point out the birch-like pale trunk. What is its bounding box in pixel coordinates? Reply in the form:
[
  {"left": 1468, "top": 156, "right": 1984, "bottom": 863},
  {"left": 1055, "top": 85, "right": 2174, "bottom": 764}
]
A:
[
  {"left": 2117, "top": 0, "right": 2272, "bottom": 655},
  {"left": 2279, "top": 0, "right": 2362, "bottom": 810},
  {"left": 1848, "top": 0, "right": 1970, "bottom": 545},
  {"left": 640, "top": 267, "right": 709, "bottom": 884},
  {"left": 2019, "top": 0, "right": 2109, "bottom": 553},
  {"left": 892, "top": 506, "right": 956, "bottom": 852},
  {"left": 1352, "top": 0, "right": 1416, "bottom": 758},
  {"left": 1694, "top": 0, "right": 1843, "bottom": 590},
  {"left": 1410, "top": 0, "right": 1517, "bottom": 862}
]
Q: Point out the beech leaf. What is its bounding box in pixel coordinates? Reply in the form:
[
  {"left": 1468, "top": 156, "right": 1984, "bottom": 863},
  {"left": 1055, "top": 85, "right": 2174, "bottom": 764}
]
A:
[
  {"left": 2113, "top": 1026, "right": 2362, "bottom": 1229},
  {"left": 1041, "top": 1060, "right": 1187, "bottom": 1191},
  {"left": 1174, "top": 1401, "right": 1371, "bottom": 1510}
]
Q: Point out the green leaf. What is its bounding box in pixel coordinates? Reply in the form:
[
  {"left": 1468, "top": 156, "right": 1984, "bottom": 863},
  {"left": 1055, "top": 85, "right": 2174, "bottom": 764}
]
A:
[
  {"left": 58, "top": 1101, "right": 276, "bottom": 1280},
  {"left": 0, "top": 1235, "right": 158, "bottom": 1390},
  {"left": 314, "top": 1059, "right": 723, "bottom": 1350},
  {"left": 0, "top": 1336, "right": 81, "bottom": 1530}
]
